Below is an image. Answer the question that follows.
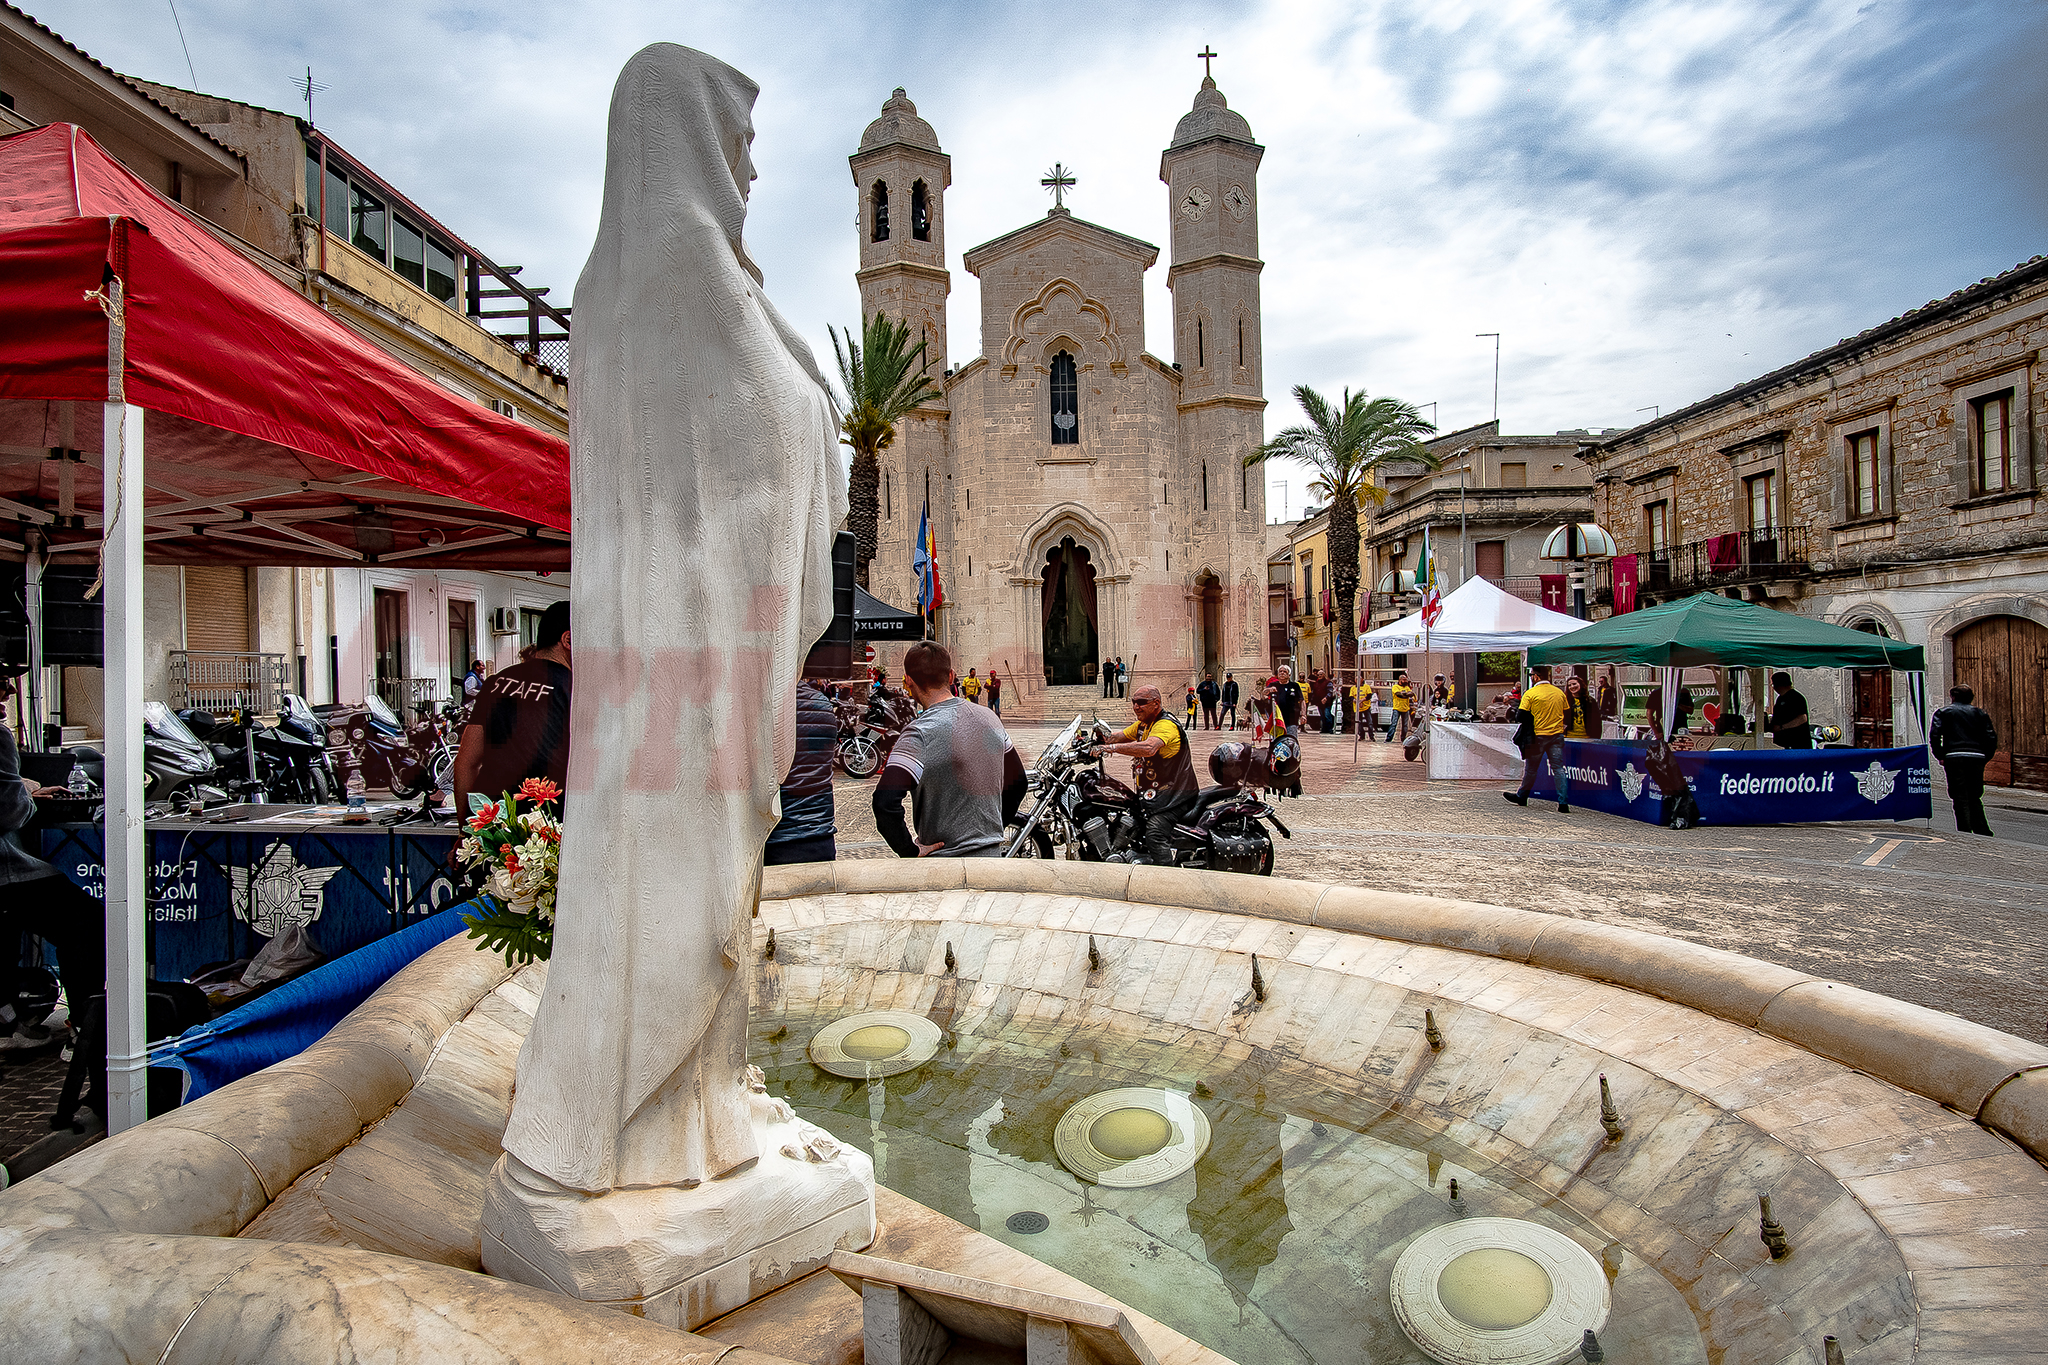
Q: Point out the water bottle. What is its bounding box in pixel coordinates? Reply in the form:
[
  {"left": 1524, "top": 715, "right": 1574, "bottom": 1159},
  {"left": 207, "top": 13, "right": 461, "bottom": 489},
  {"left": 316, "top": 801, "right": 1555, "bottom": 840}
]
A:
[
  {"left": 66, "top": 760, "right": 90, "bottom": 796},
  {"left": 344, "top": 768, "right": 369, "bottom": 823}
]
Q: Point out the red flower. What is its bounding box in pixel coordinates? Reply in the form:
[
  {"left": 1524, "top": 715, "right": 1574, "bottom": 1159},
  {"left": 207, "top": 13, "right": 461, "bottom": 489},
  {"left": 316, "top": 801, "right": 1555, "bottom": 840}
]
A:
[
  {"left": 504, "top": 851, "right": 522, "bottom": 876},
  {"left": 518, "top": 777, "right": 562, "bottom": 806},
  {"left": 467, "top": 801, "right": 501, "bottom": 830}
]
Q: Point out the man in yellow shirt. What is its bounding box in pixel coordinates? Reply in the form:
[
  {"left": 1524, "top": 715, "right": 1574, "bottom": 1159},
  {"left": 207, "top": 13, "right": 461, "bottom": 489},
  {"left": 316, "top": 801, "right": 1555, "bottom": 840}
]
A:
[
  {"left": 961, "top": 668, "right": 982, "bottom": 704},
  {"left": 1390, "top": 672, "right": 1417, "bottom": 741},
  {"left": 1094, "top": 685, "right": 1198, "bottom": 866},
  {"left": 1505, "top": 671, "right": 1573, "bottom": 813}
]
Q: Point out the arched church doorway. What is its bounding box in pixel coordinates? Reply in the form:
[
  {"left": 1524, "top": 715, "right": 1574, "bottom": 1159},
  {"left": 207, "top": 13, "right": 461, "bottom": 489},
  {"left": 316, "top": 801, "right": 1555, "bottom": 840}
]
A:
[
  {"left": 1042, "top": 537, "right": 1099, "bottom": 685},
  {"left": 1951, "top": 614, "right": 2048, "bottom": 789},
  {"left": 1195, "top": 570, "right": 1223, "bottom": 678}
]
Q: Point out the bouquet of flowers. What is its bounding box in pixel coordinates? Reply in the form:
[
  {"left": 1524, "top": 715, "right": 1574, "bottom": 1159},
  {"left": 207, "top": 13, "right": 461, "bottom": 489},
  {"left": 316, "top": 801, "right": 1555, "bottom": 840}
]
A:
[{"left": 457, "top": 777, "right": 562, "bottom": 964}]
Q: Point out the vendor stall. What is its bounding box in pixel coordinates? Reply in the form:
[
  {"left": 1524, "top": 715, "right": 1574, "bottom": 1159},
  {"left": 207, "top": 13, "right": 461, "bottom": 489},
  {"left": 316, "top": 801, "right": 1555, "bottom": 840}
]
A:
[
  {"left": 1360, "top": 576, "right": 1589, "bottom": 779},
  {"left": 1524, "top": 593, "right": 1931, "bottom": 827},
  {"left": 2, "top": 124, "right": 570, "bottom": 1130}
]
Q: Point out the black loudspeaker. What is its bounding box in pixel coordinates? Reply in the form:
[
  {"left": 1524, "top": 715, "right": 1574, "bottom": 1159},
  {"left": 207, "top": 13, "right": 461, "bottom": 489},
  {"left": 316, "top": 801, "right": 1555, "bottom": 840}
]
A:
[{"left": 803, "top": 531, "right": 857, "bottom": 679}]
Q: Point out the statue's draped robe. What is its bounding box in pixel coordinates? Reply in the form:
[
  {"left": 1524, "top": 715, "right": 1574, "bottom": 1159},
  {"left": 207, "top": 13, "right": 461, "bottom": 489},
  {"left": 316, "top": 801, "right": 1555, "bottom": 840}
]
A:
[{"left": 500, "top": 44, "right": 847, "bottom": 1194}]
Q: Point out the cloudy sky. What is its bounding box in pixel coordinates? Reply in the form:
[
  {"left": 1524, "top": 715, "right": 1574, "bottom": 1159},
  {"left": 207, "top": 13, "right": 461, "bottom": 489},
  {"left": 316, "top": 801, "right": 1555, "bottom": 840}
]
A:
[{"left": 29, "top": 0, "right": 2047, "bottom": 519}]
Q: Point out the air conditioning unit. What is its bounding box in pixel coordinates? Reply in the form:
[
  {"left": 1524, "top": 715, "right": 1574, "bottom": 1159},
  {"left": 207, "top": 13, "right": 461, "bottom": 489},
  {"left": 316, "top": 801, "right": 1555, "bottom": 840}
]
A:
[{"left": 488, "top": 607, "right": 520, "bottom": 635}]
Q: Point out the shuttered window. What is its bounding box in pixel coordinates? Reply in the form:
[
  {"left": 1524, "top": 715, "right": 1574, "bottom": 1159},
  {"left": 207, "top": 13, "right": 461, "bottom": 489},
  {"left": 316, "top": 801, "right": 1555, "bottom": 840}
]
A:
[
  {"left": 1476, "top": 541, "right": 1506, "bottom": 580},
  {"left": 183, "top": 566, "right": 249, "bottom": 652}
]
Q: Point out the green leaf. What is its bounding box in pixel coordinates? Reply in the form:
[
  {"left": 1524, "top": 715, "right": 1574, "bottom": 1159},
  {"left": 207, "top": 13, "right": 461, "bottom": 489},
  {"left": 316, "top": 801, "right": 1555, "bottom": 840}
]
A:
[{"left": 461, "top": 900, "right": 554, "bottom": 966}]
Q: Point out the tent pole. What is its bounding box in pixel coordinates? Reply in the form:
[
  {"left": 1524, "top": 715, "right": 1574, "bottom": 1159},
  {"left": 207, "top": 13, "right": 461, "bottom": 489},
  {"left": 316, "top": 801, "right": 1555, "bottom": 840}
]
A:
[
  {"left": 103, "top": 309, "right": 149, "bottom": 1135},
  {"left": 24, "top": 526, "right": 47, "bottom": 750}
]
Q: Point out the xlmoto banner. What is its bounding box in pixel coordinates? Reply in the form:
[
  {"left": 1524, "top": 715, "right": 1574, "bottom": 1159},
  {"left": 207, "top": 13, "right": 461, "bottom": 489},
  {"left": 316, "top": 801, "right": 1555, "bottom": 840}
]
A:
[{"left": 1527, "top": 741, "right": 1932, "bottom": 826}]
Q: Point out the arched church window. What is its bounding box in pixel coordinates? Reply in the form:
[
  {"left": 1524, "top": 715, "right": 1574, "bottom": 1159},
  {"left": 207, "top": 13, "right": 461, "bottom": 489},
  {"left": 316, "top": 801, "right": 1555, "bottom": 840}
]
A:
[
  {"left": 1202, "top": 461, "right": 1209, "bottom": 512},
  {"left": 1196, "top": 319, "right": 1205, "bottom": 369},
  {"left": 911, "top": 181, "right": 930, "bottom": 241},
  {"left": 871, "top": 181, "right": 889, "bottom": 242},
  {"left": 1238, "top": 318, "right": 1244, "bottom": 367},
  {"left": 1050, "top": 351, "right": 1078, "bottom": 445}
]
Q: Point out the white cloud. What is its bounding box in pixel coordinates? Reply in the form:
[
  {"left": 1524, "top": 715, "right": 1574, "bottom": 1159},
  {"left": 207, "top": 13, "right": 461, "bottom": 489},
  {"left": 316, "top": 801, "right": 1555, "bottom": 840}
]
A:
[{"left": 28, "top": 0, "right": 2045, "bottom": 517}]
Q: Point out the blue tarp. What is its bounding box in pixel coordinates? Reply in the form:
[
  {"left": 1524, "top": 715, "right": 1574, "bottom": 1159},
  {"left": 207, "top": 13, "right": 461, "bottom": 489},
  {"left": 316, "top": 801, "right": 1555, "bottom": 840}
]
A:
[{"left": 151, "top": 902, "right": 476, "bottom": 1101}]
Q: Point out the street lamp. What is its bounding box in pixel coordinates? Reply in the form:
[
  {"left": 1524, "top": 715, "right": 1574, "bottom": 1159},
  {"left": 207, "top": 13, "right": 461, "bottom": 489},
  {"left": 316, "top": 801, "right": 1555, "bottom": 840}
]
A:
[{"left": 1540, "top": 522, "right": 1618, "bottom": 621}]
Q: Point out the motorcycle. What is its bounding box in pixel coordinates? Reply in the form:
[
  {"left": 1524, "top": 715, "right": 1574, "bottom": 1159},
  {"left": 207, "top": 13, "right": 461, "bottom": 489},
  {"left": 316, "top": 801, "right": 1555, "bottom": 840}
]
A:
[
  {"left": 1002, "top": 716, "right": 1294, "bottom": 873},
  {"left": 142, "top": 701, "right": 232, "bottom": 806},
  {"left": 836, "top": 684, "right": 916, "bottom": 779},
  {"left": 178, "top": 701, "right": 334, "bottom": 803},
  {"left": 315, "top": 694, "right": 439, "bottom": 797}
]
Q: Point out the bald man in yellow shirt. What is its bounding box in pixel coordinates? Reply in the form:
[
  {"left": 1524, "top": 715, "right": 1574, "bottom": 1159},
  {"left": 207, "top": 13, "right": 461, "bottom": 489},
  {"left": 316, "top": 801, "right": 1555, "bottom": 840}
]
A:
[{"left": 1504, "top": 671, "right": 1573, "bottom": 813}]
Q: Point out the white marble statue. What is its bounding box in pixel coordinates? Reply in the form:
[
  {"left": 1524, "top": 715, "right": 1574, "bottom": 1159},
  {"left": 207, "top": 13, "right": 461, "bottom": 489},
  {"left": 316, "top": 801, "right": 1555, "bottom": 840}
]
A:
[{"left": 482, "top": 43, "right": 870, "bottom": 1324}]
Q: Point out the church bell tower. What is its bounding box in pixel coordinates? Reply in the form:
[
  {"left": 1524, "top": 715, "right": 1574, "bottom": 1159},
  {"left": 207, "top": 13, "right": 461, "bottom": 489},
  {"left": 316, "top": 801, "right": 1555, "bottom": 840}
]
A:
[
  {"left": 850, "top": 88, "right": 950, "bottom": 378},
  {"left": 1162, "top": 64, "right": 1268, "bottom": 673}
]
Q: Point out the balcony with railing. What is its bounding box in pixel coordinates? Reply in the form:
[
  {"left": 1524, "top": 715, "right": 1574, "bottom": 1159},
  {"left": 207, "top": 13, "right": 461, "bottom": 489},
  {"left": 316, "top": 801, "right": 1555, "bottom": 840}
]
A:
[
  {"left": 1628, "top": 525, "right": 1813, "bottom": 601},
  {"left": 375, "top": 675, "right": 446, "bottom": 722},
  {"left": 170, "top": 651, "right": 287, "bottom": 715}
]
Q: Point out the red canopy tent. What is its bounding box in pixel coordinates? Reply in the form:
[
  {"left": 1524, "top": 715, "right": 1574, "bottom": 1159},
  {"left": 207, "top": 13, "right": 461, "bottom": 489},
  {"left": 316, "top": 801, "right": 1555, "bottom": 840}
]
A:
[
  {"left": 0, "top": 123, "right": 573, "bottom": 1132},
  {"left": 0, "top": 123, "right": 570, "bottom": 569}
]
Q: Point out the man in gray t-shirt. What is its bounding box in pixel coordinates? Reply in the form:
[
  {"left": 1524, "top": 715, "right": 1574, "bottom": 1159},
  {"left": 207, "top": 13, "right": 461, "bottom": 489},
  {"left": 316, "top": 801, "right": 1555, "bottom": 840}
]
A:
[{"left": 873, "top": 641, "right": 1026, "bottom": 858}]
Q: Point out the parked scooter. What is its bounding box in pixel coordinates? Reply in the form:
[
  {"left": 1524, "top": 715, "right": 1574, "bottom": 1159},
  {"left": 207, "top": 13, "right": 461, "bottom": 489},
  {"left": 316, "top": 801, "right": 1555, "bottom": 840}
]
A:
[
  {"left": 142, "top": 701, "right": 232, "bottom": 806},
  {"left": 1002, "top": 716, "right": 1294, "bottom": 872},
  {"left": 315, "top": 694, "right": 438, "bottom": 797},
  {"left": 835, "top": 683, "right": 916, "bottom": 779}
]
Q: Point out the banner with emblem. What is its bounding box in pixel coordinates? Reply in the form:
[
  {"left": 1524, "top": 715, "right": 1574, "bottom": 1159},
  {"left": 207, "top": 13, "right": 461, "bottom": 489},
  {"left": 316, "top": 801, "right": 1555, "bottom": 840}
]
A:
[{"left": 1522, "top": 741, "right": 1931, "bottom": 826}]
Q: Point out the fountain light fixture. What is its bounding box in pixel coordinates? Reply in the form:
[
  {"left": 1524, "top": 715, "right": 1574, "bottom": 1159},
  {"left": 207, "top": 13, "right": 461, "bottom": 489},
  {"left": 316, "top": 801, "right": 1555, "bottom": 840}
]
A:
[
  {"left": 1054, "top": 1087, "right": 1211, "bottom": 1188},
  {"left": 808, "top": 1011, "right": 943, "bottom": 1079},
  {"left": 1391, "top": 1217, "right": 1610, "bottom": 1365}
]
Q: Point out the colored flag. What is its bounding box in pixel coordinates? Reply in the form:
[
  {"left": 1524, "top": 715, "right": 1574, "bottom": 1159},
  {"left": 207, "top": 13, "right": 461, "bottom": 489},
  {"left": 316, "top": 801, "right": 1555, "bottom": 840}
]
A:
[
  {"left": 913, "top": 501, "right": 943, "bottom": 613},
  {"left": 1612, "top": 554, "right": 1639, "bottom": 615},
  {"left": 1418, "top": 526, "right": 1443, "bottom": 628}
]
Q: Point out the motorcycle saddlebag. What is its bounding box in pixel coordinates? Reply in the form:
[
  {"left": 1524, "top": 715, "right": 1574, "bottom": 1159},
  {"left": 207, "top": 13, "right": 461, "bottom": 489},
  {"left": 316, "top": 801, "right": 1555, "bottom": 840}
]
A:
[{"left": 1208, "top": 831, "right": 1269, "bottom": 875}]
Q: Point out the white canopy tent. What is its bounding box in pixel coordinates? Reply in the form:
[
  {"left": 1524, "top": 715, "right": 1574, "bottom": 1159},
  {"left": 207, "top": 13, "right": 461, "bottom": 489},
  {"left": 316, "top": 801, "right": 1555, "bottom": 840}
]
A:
[{"left": 1359, "top": 575, "right": 1588, "bottom": 653}]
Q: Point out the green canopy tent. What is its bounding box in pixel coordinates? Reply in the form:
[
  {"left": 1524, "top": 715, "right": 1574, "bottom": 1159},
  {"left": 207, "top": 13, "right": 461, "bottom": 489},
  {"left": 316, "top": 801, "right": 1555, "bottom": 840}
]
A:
[
  {"left": 1527, "top": 592, "right": 1926, "bottom": 746},
  {"left": 1526, "top": 592, "right": 1923, "bottom": 670}
]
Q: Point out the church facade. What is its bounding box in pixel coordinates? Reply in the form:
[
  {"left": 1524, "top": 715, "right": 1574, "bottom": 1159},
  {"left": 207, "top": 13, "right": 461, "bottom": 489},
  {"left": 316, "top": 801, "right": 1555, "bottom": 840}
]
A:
[{"left": 852, "top": 77, "right": 1270, "bottom": 695}]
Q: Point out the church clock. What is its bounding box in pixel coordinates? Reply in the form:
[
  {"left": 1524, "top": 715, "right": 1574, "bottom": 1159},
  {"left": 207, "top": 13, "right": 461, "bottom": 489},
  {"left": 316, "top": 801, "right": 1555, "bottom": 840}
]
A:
[
  {"left": 1223, "top": 184, "right": 1250, "bottom": 219},
  {"left": 1179, "top": 185, "right": 1210, "bottom": 219}
]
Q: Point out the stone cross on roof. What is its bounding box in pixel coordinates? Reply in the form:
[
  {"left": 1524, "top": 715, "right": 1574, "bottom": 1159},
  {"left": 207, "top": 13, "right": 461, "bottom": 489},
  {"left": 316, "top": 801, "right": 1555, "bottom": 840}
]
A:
[
  {"left": 1041, "top": 162, "right": 1076, "bottom": 211},
  {"left": 1197, "top": 45, "right": 1219, "bottom": 79}
]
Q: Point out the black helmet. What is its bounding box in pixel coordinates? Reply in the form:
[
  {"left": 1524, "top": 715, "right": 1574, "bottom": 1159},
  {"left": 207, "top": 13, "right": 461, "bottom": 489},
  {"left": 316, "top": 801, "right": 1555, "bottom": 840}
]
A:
[{"left": 1209, "top": 742, "right": 1252, "bottom": 787}]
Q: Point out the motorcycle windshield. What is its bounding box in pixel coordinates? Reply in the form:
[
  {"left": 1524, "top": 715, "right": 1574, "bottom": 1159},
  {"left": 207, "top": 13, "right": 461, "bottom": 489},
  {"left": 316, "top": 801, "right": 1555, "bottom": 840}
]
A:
[
  {"left": 1039, "top": 717, "right": 1082, "bottom": 773},
  {"left": 364, "top": 695, "right": 404, "bottom": 730},
  {"left": 281, "top": 694, "right": 320, "bottom": 736},
  {"left": 144, "top": 700, "right": 207, "bottom": 750}
]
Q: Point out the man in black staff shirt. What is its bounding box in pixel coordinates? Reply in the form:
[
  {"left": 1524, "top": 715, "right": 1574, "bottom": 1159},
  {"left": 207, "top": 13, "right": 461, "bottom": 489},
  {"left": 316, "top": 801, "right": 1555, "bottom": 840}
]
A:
[
  {"left": 453, "top": 601, "right": 572, "bottom": 815},
  {"left": 1271, "top": 665, "right": 1305, "bottom": 736},
  {"left": 1930, "top": 684, "right": 1998, "bottom": 837},
  {"left": 1220, "top": 673, "right": 1240, "bottom": 729},
  {"left": 1766, "top": 671, "right": 1812, "bottom": 749}
]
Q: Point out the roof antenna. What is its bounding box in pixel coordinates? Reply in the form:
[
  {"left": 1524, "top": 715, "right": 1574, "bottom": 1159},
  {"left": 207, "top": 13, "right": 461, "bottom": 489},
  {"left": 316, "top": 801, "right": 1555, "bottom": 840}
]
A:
[
  {"left": 164, "top": 0, "right": 198, "bottom": 88},
  {"left": 294, "top": 66, "right": 328, "bottom": 126}
]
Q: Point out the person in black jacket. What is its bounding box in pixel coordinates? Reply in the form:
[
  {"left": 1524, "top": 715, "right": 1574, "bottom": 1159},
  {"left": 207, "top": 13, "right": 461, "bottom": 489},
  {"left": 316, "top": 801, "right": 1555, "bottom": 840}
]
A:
[
  {"left": 765, "top": 679, "right": 839, "bottom": 864},
  {"left": 1197, "top": 673, "right": 1220, "bottom": 730},
  {"left": 1930, "top": 684, "right": 1998, "bottom": 837},
  {"left": 1220, "top": 673, "right": 1240, "bottom": 730}
]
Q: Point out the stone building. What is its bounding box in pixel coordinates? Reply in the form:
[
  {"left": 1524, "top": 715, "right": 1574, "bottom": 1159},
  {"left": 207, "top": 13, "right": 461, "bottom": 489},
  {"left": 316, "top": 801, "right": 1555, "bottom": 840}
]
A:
[
  {"left": 1587, "top": 255, "right": 2048, "bottom": 789},
  {"left": 1, "top": 2, "right": 569, "bottom": 734},
  {"left": 853, "top": 79, "right": 1270, "bottom": 696}
]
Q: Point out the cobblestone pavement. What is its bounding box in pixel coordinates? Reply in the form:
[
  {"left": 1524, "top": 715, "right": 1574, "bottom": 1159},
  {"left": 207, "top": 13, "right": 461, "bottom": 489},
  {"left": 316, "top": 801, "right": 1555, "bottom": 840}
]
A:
[
  {"left": 0, "top": 1047, "right": 70, "bottom": 1169},
  {"left": 837, "top": 704, "right": 2048, "bottom": 1045}
]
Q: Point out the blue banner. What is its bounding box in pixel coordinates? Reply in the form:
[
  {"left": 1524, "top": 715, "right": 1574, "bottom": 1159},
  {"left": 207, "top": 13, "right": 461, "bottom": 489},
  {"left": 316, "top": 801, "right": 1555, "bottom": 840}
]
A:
[
  {"left": 1526, "top": 741, "right": 1932, "bottom": 826},
  {"left": 41, "top": 823, "right": 463, "bottom": 981}
]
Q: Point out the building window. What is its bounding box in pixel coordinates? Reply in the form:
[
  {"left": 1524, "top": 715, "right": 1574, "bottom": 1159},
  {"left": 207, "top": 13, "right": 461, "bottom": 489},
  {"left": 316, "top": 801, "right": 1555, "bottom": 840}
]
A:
[
  {"left": 1050, "top": 351, "right": 1078, "bottom": 444},
  {"left": 1746, "top": 471, "right": 1776, "bottom": 530},
  {"left": 1237, "top": 317, "right": 1244, "bottom": 368},
  {"left": 871, "top": 181, "right": 890, "bottom": 242},
  {"left": 1499, "top": 462, "right": 1526, "bottom": 488},
  {"left": 1196, "top": 319, "right": 1205, "bottom": 368},
  {"left": 883, "top": 470, "right": 891, "bottom": 521},
  {"left": 309, "top": 145, "right": 462, "bottom": 309},
  {"left": 1974, "top": 390, "right": 2014, "bottom": 494},
  {"left": 911, "top": 180, "right": 930, "bottom": 241},
  {"left": 1847, "top": 429, "right": 1882, "bottom": 516},
  {"left": 1645, "top": 500, "right": 1668, "bottom": 553},
  {"left": 1476, "top": 540, "right": 1506, "bottom": 580},
  {"left": 350, "top": 181, "right": 387, "bottom": 262}
]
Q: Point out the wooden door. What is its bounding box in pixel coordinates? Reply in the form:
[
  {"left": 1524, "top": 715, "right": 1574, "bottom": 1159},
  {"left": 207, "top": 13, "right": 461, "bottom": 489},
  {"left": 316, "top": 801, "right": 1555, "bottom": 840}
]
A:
[
  {"left": 1851, "top": 669, "right": 1892, "bottom": 749},
  {"left": 373, "top": 589, "right": 408, "bottom": 710},
  {"left": 447, "top": 600, "right": 475, "bottom": 697},
  {"left": 1951, "top": 616, "right": 2048, "bottom": 789}
]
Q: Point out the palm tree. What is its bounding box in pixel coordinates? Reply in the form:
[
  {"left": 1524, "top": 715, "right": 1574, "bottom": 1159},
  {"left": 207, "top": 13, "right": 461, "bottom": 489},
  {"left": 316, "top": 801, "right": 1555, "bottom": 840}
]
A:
[
  {"left": 1244, "top": 385, "right": 1438, "bottom": 682},
  {"left": 831, "top": 312, "right": 941, "bottom": 589}
]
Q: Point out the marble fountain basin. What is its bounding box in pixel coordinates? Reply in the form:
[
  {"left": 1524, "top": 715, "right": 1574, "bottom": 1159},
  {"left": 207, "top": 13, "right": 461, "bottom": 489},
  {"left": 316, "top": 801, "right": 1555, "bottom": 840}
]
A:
[{"left": 2, "top": 858, "right": 2044, "bottom": 1364}]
